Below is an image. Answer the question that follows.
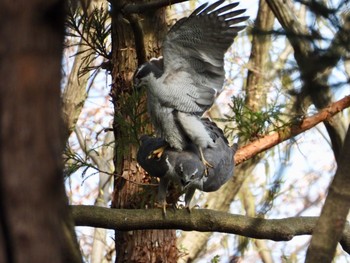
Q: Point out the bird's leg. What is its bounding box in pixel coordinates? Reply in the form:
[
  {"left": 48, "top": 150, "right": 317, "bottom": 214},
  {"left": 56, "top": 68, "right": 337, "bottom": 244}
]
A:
[
  {"left": 154, "top": 200, "right": 169, "bottom": 217},
  {"left": 156, "top": 177, "right": 168, "bottom": 217},
  {"left": 162, "top": 200, "right": 167, "bottom": 217},
  {"left": 148, "top": 145, "right": 167, "bottom": 159},
  {"left": 184, "top": 187, "right": 196, "bottom": 213},
  {"left": 155, "top": 200, "right": 180, "bottom": 217},
  {"left": 199, "top": 147, "right": 213, "bottom": 176}
]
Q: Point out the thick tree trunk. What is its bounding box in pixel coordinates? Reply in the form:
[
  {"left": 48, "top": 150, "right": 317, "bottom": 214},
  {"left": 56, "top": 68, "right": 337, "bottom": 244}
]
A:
[
  {"left": 109, "top": 1, "right": 178, "bottom": 262},
  {"left": 0, "top": 0, "right": 81, "bottom": 262}
]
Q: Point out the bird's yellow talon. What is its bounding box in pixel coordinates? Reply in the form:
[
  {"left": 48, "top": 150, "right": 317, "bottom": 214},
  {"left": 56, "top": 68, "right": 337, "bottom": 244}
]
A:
[
  {"left": 199, "top": 147, "right": 213, "bottom": 176},
  {"left": 147, "top": 145, "right": 167, "bottom": 159}
]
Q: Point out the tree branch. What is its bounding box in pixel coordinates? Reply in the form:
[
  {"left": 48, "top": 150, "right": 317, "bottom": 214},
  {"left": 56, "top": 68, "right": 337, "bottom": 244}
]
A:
[
  {"left": 235, "top": 95, "right": 350, "bottom": 165},
  {"left": 245, "top": 0, "right": 275, "bottom": 110},
  {"left": 71, "top": 205, "right": 350, "bottom": 254},
  {"left": 125, "top": 13, "right": 147, "bottom": 66},
  {"left": 266, "top": 0, "right": 349, "bottom": 160},
  {"left": 266, "top": 0, "right": 311, "bottom": 58},
  {"left": 61, "top": 40, "right": 89, "bottom": 141},
  {"left": 305, "top": 124, "right": 350, "bottom": 262}
]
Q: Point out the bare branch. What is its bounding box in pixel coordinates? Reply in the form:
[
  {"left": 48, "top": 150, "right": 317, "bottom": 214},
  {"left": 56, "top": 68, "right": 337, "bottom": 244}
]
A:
[
  {"left": 71, "top": 205, "right": 350, "bottom": 254},
  {"left": 75, "top": 127, "right": 103, "bottom": 167},
  {"left": 125, "top": 13, "right": 147, "bottom": 66}
]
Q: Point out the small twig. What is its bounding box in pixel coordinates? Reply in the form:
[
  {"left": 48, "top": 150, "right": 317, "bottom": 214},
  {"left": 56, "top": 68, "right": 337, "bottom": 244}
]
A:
[
  {"left": 124, "top": 13, "right": 147, "bottom": 66},
  {"left": 75, "top": 127, "right": 103, "bottom": 167}
]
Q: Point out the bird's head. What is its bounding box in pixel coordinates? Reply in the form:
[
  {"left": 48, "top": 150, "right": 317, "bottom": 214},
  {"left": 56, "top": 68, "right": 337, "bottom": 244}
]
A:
[
  {"left": 133, "top": 57, "right": 164, "bottom": 89},
  {"left": 175, "top": 159, "right": 205, "bottom": 190}
]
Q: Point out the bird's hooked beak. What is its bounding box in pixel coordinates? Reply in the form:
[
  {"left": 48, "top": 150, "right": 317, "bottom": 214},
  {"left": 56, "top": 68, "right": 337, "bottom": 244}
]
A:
[{"left": 181, "top": 179, "right": 191, "bottom": 189}]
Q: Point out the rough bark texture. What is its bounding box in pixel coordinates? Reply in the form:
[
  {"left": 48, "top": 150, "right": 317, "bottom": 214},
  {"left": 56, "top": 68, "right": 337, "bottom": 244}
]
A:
[
  {"left": 0, "top": 0, "right": 81, "bottom": 262},
  {"left": 109, "top": 1, "right": 178, "bottom": 262},
  {"left": 305, "top": 124, "right": 350, "bottom": 262}
]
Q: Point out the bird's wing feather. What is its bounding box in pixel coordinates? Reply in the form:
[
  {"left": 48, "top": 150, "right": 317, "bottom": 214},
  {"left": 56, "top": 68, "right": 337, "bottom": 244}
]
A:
[{"left": 156, "top": 0, "right": 248, "bottom": 113}]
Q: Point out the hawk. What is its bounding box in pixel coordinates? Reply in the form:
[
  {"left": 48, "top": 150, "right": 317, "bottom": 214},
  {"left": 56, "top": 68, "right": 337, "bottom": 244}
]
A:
[
  {"left": 137, "top": 119, "right": 238, "bottom": 214},
  {"left": 134, "top": 1, "right": 248, "bottom": 168}
]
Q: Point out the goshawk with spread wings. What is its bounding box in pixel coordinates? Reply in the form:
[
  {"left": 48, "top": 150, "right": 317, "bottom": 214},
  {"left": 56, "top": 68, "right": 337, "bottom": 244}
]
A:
[{"left": 134, "top": 0, "right": 248, "bottom": 169}]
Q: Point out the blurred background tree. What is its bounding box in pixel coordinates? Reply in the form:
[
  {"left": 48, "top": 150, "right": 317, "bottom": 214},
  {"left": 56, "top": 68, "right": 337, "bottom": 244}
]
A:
[{"left": 62, "top": 0, "right": 350, "bottom": 262}]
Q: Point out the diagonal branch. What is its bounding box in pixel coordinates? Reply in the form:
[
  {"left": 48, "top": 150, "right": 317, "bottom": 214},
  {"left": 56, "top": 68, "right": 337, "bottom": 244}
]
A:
[
  {"left": 235, "top": 95, "right": 350, "bottom": 165},
  {"left": 71, "top": 205, "right": 350, "bottom": 254}
]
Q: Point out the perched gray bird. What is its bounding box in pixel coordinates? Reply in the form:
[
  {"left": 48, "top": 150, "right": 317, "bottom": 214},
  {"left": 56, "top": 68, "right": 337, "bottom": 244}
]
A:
[
  {"left": 137, "top": 119, "right": 238, "bottom": 213},
  {"left": 134, "top": 1, "right": 248, "bottom": 168}
]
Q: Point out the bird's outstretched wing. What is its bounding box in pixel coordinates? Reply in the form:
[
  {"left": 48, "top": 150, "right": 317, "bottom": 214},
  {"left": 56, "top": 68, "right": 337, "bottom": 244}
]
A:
[{"left": 155, "top": 0, "right": 248, "bottom": 113}]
